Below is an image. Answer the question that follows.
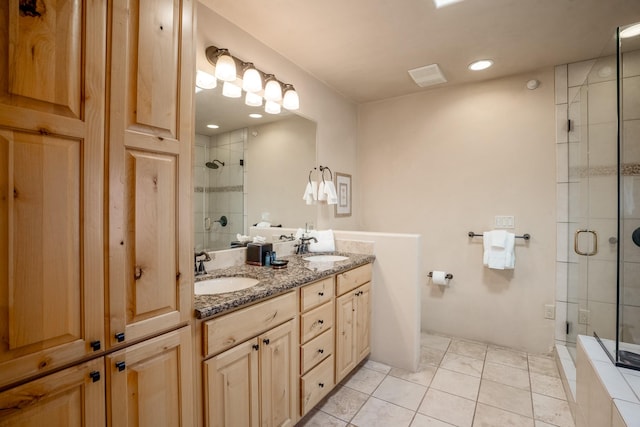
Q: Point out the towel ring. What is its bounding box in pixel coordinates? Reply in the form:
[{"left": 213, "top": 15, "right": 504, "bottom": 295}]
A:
[
  {"left": 319, "top": 165, "right": 333, "bottom": 182},
  {"left": 308, "top": 167, "right": 317, "bottom": 184}
]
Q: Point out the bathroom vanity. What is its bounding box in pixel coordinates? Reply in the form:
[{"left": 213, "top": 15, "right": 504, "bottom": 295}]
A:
[{"left": 193, "top": 253, "right": 374, "bottom": 426}]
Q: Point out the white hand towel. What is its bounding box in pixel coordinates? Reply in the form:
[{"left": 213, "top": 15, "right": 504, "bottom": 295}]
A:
[
  {"left": 324, "top": 181, "right": 338, "bottom": 205},
  {"left": 302, "top": 181, "right": 318, "bottom": 205},
  {"left": 483, "top": 230, "right": 515, "bottom": 270},
  {"left": 252, "top": 235, "right": 266, "bottom": 243},
  {"left": 490, "top": 229, "right": 507, "bottom": 248},
  {"left": 308, "top": 229, "right": 336, "bottom": 252},
  {"left": 317, "top": 181, "right": 327, "bottom": 201}
]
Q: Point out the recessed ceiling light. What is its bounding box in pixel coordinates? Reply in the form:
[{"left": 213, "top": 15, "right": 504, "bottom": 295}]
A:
[
  {"left": 249, "top": 113, "right": 262, "bottom": 119},
  {"left": 433, "top": 0, "right": 464, "bottom": 8},
  {"left": 468, "top": 59, "right": 494, "bottom": 71},
  {"left": 206, "top": 124, "right": 219, "bottom": 129},
  {"left": 620, "top": 23, "right": 640, "bottom": 39}
]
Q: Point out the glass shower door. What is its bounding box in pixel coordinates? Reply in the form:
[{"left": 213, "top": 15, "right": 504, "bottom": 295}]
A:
[{"left": 566, "top": 38, "right": 620, "bottom": 358}]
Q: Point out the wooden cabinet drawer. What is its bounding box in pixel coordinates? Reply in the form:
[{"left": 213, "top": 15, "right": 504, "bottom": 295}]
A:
[
  {"left": 300, "top": 355, "right": 334, "bottom": 416},
  {"left": 301, "top": 329, "right": 334, "bottom": 374},
  {"left": 203, "top": 292, "right": 296, "bottom": 357},
  {"left": 336, "top": 263, "right": 372, "bottom": 296},
  {"left": 300, "top": 301, "right": 334, "bottom": 344},
  {"left": 300, "top": 277, "right": 334, "bottom": 312}
]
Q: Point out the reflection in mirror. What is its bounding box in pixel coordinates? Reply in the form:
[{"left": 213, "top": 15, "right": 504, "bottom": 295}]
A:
[{"left": 193, "top": 80, "right": 317, "bottom": 252}]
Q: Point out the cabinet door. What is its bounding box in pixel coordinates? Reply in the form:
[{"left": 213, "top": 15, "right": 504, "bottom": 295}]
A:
[
  {"left": 335, "top": 291, "right": 357, "bottom": 383},
  {"left": 203, "top": 339, "right": 260, "bottom": 427},
  {"left": 355, "top": 282, "right": 372, "bottom": 363},
  {"left": 260, "top": 320, "right": 297, "bottom": 427},
  {"left": 0, "top": 358, "right": 105, "bottom": 427},
  {"left": 106, "top": 0, "right": 194, "bottom": 347},
  {"left": 0, "top": 0, "right": 106, "bottom": 388},
  {"left": 107, "top": 326, "right": 193, "bottom": 427}
]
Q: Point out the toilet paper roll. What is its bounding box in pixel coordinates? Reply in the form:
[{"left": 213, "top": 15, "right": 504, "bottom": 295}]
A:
[{"left": 431, "top": 270, "right": 449, "bottom": 286}]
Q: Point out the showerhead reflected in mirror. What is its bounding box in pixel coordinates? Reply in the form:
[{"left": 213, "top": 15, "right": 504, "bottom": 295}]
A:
[{"left": 193, "top": 78, "right": 317, "bottom": 252}]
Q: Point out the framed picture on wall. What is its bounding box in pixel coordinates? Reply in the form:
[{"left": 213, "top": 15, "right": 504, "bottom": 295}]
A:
[{"left": 335, "top": 172, "right": 352, "bottom": 217}]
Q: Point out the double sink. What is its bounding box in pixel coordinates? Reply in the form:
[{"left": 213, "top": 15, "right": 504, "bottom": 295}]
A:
[{"left": 194, "top": 255, "right": 349, "bottom": 295}]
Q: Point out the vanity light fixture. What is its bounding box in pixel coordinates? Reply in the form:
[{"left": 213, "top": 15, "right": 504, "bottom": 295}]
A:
[
  {"left": 206, "top": 124, "right": 220, "bottom": 129},
  {"left": 621, "top": 23, "right": 640, "bottom": 39},
  {"left": 265, "top": 100, "right": 281, "bottom": 114},
  {"left": 222, "top": 81, "right": 242, "bottom": 98},
  {"left": 242, "top": 63, "right": 262, "bottom": 93},
  {"left": 249, "top": 113, "right": 263, "bottom": 119},
  {"left": 196, "top": 70, "right": 217, "bottom": 89},
  {"left": 282, "top": 84, "right": 300, "bottom": 110},
  {"left": 468, "top": 59, "right": 494, "bottom": 71},
  {"left": 264, "top": 75, "right": 283, "bottom": 102},
  {"left": 209, "top": 48, "right": 237, "bottom": 82},
  {"left": 245, "top": 91, "right": 263, "bottom": 107}
]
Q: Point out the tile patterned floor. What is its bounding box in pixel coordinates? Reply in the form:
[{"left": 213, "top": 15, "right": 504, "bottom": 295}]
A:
[{"left": 298, "top": 332, "right": 575, "bottom": 427}]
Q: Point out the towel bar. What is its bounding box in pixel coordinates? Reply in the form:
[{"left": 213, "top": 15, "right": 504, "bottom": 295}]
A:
[{"left": 468, "top": 231, "right": 530, "bottom": 240}]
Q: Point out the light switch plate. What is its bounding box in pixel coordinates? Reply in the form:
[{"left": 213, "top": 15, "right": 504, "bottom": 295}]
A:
[
  {"left": 544, "top": 304, "right": 555, "bottom": 320},
  {"left": 495, "top": 215, "right": 515, "bottom": 229}
]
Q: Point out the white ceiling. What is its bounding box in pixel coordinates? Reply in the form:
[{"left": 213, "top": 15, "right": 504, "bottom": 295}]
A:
[{"left": 201, "top": 0, "right": 640, "bottom": 104}]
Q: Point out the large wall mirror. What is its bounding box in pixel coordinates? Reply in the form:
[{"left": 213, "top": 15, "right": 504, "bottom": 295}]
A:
[{"left": 193, "top": 74, "right": 317, "bottom": 252}]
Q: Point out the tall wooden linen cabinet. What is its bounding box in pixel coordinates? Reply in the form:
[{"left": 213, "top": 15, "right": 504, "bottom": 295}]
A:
[{"left": 0, "top": 0, "right": 195, "bottom": 425}]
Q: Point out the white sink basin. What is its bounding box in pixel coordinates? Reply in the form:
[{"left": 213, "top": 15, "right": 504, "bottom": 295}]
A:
[
  {"left": 195, "top": 277, "right": 259, "bottom": 295},
  {"left": 303, "top": 255, "right": 349, "bottom": 262}
]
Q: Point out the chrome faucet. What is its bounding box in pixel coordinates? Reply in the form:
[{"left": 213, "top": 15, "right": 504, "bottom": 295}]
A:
[
  {"left": 194, "top": 251, "right": 211, "bottom": 276},
  {"left": 295, "top": 236, "right": 317, "bottom": 254}
]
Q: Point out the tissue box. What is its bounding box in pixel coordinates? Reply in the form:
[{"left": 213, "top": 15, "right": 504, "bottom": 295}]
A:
[{"left": 246, "top": 243, "right": 273, "bottom": 266}]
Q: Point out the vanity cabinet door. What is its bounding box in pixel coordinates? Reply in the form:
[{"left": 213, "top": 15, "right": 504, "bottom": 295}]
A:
[
  {"left": 107, "top": 326, "right": 193, "bottom": 427},
  {"left": 260, "top": 320, "right": 297, "bottom": 427},
  {"left": 204, "top": 339, "right": 260, "bottom": 427},
  {"left": 335, "top": 291, "right": 357, "bottom": 382},
  {"left": 0, "top": 0, "right": 106, "bottom": 388},
  {"left": 106, "top": 0, "right": 194, "bottom": 347},
  {"left": 355, "top": 282, "right": 372, "bottom": 362},
  {"left": 0, "top": 357, "right": 105, "bottom": 427}
]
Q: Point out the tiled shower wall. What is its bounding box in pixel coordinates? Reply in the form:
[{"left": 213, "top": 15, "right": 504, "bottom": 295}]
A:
[
  {"left": 555, "top": 50, "right": 640, "bottom": 352},
  {"left": 193, "top": 128, "right": 247, "bottom": 251}
]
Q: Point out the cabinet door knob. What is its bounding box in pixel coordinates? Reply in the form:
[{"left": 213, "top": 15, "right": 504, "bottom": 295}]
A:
[
  {"left": 89, "top": 371, "right": 101, "bottom": 383},
  {"left": 253, "top": 344, "right": 259, "bottom": 351},
  {"left": 318, "top": 292, "right": 324, "bottom": 296},
  {"left": 90, "top": 340, "right": 101, "bottom": 351},
  {"left": 115, "top": 332, "right": 125, "bottom": 342},
  {"left": 318, "top": 349, "right": 324, "bottom": 354},
  {"left": 115, "top": 361, "right": 126, "bottom": 372},
  {"left": 318, "top": 382, "right": 324, "bottom": 388},
  {"left": 318, "top": 319, "right": 324, "bottom": 325},
  {"left": 263, "top": 338, "right": 270, "bottom": 345},
  {"left": 134, "top": 266, "right": 143, "bottom": 280}
]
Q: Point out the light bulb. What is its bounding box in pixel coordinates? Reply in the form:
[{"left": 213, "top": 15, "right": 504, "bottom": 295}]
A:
[
  {"left": 196, "top": 70, "right": 217, "bottom": 89},
  {"left": 222, "top": 81, "right": 241, "bottom": 98},
  {"left": 245, "top": 91, "right": 263, "bottom": 107},
  {"left": 621, "top": 23, "right": 640, "bottom": 39},
  {"left": 214, "top": 49, "right": 237, "bottom": 82},
  {"left": 242, "top": 64, "right": 262, "bottom": 93},
  {"left": 265, "top": 100, "right": 281, "bottom": 114},
  {"left": 264, "top": 77, "right": 282, "bottom": 101},
  {"left": 282, "top": 85, "right": 299, "bottom": 110}
]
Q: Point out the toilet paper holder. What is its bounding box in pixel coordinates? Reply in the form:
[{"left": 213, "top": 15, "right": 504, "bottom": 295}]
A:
[{"left": 428, "top": 271, "right": 453, "bottom": 279}]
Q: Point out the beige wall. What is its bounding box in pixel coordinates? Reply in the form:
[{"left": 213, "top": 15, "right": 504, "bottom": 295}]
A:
[
  {"left": 196, "top": 2, "right": 360, "bottom": 230},
  {"left": 357, "top": 69, "right": 558, "bottom": 353}
]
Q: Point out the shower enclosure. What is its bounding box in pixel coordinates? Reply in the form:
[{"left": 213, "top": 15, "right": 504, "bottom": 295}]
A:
[{"left": 566, "top": 22, "right": 640, "bottom": 370}]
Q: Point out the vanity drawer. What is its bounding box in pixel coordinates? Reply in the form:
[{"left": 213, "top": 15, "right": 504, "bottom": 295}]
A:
[
  {"left": 300, "top": 300, "right": 334, "bottom": 344},
  {"left": 203, "top": 291, "right": 296, "bottom": 357},
  {"left": 336, "top": 263, "right": 372, "bottom": 296},
  {"left": 300, "top": 277, "right": 334, "bottom": 312},
  {"left": 301, "top": 329, "right": 334, "bottom": 374},
  {"left": 300, "top": 355, "right": 335, "bottom": 416}
]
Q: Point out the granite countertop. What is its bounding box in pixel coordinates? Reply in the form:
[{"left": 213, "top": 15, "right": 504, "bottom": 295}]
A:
[{"left": 194, "top": 252, "right": 375, "bottom": 319}]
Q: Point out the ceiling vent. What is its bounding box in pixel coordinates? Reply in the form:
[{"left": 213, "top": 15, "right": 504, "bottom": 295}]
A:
[{"left": 408, "top": 64, "right": 447, "bottom": 88}]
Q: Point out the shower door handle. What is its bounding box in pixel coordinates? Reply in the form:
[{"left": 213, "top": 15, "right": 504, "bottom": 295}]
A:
[{"left": 574, "top": 229, "right": 598, "bottom": 256}]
